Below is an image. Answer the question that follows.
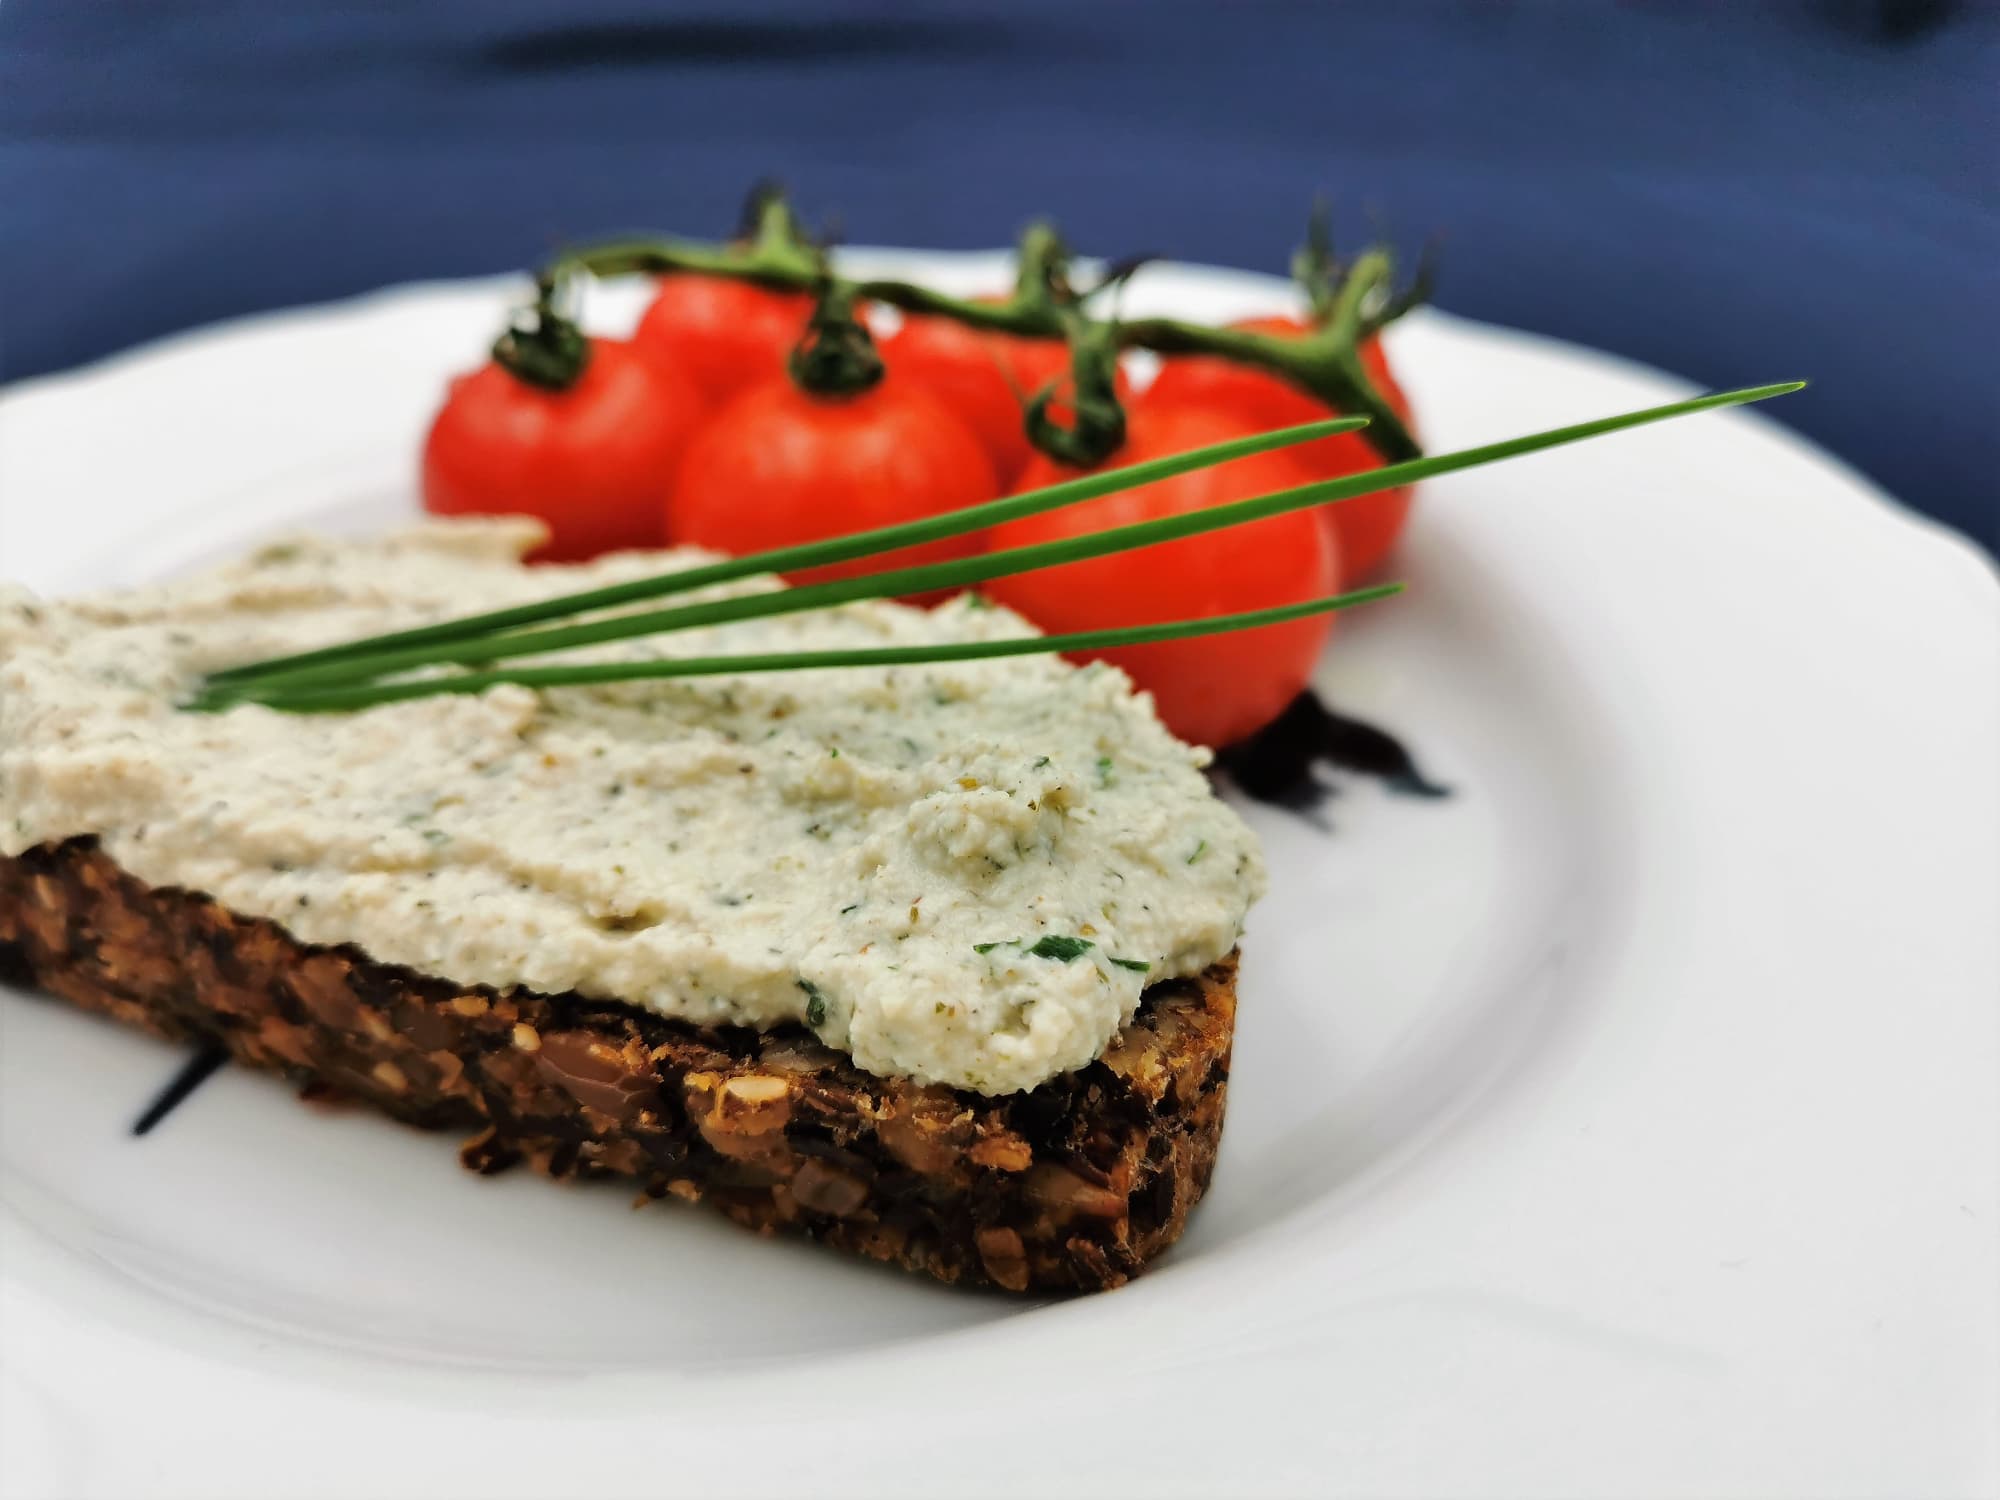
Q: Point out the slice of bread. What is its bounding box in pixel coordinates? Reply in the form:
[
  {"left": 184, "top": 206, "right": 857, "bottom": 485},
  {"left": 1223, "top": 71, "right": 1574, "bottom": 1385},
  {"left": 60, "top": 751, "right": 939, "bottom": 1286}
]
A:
[{"left": 1, "top": 839, "right": 1235, "bottom": 1293}]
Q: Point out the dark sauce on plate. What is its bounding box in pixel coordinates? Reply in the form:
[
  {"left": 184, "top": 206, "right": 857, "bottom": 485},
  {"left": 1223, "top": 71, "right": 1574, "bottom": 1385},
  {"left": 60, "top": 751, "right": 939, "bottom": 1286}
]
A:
[
  {"left": 1217, "top": 689, "right": 1449, "bottom": 819},
  {"left": 131, "top": 1044, "right": 229, "bottom": 1136}
]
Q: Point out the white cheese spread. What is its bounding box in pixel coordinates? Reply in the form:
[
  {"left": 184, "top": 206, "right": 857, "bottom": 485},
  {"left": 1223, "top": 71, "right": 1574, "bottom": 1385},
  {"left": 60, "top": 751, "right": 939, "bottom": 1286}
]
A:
[{"left": 0, "top": 520, "right": 1267, "bottom": 1094}]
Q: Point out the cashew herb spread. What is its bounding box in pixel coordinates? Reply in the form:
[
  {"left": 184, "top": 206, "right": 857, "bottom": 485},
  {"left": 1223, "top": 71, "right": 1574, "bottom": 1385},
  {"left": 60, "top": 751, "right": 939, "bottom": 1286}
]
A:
[{"left": 1, "top": 521, "right": 1267, "bottom": 1094}]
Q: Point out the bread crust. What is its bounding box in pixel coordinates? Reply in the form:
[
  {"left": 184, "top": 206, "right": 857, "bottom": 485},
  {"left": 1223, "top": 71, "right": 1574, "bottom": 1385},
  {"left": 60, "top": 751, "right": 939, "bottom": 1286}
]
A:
[{"left": 0, "top": 839, "right": 1234, "bottom": 1293}]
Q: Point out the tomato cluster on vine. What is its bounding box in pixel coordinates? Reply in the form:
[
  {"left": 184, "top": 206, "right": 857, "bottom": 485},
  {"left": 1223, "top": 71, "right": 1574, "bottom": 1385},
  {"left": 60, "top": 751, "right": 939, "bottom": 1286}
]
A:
[{"left": 421, "top": 268, "right": 1416, "bottom": 748}]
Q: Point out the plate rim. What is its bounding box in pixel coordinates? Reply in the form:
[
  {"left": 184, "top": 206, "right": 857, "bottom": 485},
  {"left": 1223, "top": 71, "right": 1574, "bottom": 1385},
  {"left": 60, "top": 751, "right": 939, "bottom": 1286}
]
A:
[{"left": 2, "top": 254, "right": 1994, "bottom": 1500}]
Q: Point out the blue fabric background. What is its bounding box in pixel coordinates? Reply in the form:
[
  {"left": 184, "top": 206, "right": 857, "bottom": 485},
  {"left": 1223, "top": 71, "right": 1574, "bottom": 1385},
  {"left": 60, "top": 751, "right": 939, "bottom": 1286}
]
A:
[{"left": 2, "top": 1, "right": 1993, "bottom": 551}]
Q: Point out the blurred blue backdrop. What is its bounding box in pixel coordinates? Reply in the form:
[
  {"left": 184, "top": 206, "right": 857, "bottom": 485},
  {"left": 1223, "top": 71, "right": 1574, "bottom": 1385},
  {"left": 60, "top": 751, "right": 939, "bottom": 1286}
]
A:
[{"left": 1, "top": 0, "right": 1993, "bottom": 551}]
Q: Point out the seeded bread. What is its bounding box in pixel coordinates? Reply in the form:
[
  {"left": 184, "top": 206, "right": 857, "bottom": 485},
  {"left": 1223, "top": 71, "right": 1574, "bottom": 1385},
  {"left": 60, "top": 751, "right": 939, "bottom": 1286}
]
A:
[{"left": 0, "top": 838, "right": 1235, "bottom": 1293}]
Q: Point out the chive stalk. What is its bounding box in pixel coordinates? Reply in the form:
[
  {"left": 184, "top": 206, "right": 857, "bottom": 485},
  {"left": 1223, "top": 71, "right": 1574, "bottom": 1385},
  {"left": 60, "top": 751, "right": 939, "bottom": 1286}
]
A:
[
  {"left": 201, "top": 586, "right": 1403, "bottom": 714},
  {"left": 204, "top": 416, "right": 1369, "bottom": 688},
  {"left": 201, "top": 383, "right": 1802, "bottom": 708},
  {"left": 192, "top": 382, "right": 1805, "bottom": 717}
]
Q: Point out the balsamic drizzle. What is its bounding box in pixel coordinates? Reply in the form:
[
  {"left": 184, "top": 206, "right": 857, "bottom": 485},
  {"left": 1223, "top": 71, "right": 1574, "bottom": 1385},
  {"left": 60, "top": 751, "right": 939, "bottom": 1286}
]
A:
[
  {"left": 1217, "top": 689, "right": 1449, "bottom": 818},
  {"left": 131, "top": 1044, "right": 229, "bottom": 1136}
]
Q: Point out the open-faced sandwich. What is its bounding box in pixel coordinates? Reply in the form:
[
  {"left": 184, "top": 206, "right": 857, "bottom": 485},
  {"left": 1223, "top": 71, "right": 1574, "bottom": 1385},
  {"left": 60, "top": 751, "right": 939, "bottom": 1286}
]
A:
[
  {"left": 0, "top": 186, "right": 1797, "bottom": 1295},
  {"left": 2, "top": 520, "right": 1266, "bottom": 1292},
  {"left": 0, "top": 371, "right": 1796, "bottom": 1296}
]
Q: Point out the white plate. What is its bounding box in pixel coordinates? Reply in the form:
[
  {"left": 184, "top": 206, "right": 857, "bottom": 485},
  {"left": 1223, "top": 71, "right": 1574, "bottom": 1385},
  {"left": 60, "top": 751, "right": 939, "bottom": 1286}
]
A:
[{"left": 1, "top": 254, "right": 1995, "bottom": 1500}]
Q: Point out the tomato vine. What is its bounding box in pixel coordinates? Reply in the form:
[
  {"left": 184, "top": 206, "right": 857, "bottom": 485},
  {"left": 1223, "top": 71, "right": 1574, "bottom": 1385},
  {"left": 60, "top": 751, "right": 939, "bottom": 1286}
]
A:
[{"left": 547, "top": 185, "right": 1429, "bottom": 468}]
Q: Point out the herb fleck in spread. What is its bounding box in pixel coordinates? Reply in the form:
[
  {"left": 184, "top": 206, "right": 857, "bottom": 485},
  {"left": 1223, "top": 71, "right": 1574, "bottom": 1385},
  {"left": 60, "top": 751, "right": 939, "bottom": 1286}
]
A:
[{"left": 0, "top": 521, "right": 1267, "bottom": 1093}]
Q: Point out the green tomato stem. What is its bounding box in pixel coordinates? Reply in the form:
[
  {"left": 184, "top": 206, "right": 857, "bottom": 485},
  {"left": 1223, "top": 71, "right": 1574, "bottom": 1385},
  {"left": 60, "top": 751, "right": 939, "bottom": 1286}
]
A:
[
  {"left": 488, "top": 272, "right": 592, "bottom": 391},
  {"left": 788, "top": 277, "right": 885, "bottom": 399},
  {"left": 550, "top": 189, "right": 1426, "bottom": 463}
]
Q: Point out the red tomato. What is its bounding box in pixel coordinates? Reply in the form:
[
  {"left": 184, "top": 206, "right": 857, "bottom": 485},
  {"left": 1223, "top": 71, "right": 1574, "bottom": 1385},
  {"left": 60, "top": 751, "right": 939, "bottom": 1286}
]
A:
[
  {"left": 422, "top": 338, "right": 707, "bottom": 563},
  {"left": 668, "top": 380, "right": 997, "bottom": 586},
  {"left": 882, "top": 298, "right": 1131, "bottom": 485},
  {"left": 633, "top": 276, "right": 815, "bottom": 402},
  {"left": 990, "top": 405, "right": 1340, "bottom": 748},
  {"left": 1145, "top": 316, "right": 1416, "bottom": 581},
  {"left": 882, "top": 310, "right": 1038, "bottom": 484}
]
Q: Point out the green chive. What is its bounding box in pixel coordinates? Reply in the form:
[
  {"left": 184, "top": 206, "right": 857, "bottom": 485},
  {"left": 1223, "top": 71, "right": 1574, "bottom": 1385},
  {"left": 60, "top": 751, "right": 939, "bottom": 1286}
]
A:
[
  {"left": 797, "top": 978, "right": 827, "bottom": 1027},
  {"left": 204, "top": 416, "right": 1370, "bottom": 687},
  {"left": 191, "top": 586, "right": 1401, "bottom": 713},
  {"left": 1027, "top": 935, "right": 1093, "bottom": 961},
  {"left": 202, "top": 383, "right": 1802, "bottom": 705},
  {"left": 1109, "top": 956, "right": 1151, "bottom": 972}
]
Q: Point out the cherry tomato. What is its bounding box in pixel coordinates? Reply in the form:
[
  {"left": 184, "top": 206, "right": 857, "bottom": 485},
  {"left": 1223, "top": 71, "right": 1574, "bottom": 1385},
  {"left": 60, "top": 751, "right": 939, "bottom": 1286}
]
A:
[
  {"left": 422, "top": 338, "right": 707, "bottom": 563},
  {"left": 881, "top": 309, "right": 1037, "bottom": 485},
  {"left": 990, "top": 405, "right": 1340, "bottom": 748},
  {"left": 1144, "top": 316, "right": 1416, "bottom": 581},
  {"left": 882, "top": 299, "right": 1132, "bottom": 485},
  {"left": 633, "top": 275, "right": 815, "bottom": 402},
  {"left": 668, "top": 379, "right": 998, "bottom": 586}
]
